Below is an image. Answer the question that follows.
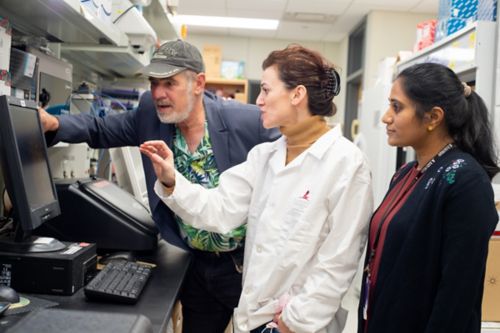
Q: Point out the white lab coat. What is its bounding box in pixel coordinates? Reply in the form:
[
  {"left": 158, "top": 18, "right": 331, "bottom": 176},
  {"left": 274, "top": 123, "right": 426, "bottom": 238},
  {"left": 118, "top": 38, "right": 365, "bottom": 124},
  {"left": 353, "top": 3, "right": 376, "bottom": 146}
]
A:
[{"left": 155, "top": 125, "right": 373, "bottom": 333}]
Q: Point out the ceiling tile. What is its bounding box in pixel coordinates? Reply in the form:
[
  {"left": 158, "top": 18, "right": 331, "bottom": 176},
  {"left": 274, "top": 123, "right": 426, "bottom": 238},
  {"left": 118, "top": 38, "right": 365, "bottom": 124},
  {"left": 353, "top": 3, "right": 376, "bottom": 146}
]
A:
[
  {"left": 227, "top": 0, "right": 287, "bottom": 11},
  {"left": 185, "top": 26, "right": 230, "bottom": 36},
  {"left": 177, "top": 0, "right": 226, "bottom": 12},
  {"left": 322, "top": 32, "right": 347, "bottom": 42},
  {"left": 410, "top": 0, "right": 439, "bottom": 13},
  {"left": 228, "top": 28, "right": 277, "bottom": 39},
  {"left": 286, "top": 0, "right": 352, "bottom": 15},
  {"left": 275, "top": 21, "right": 333, "bottom": 41},
  {"left": 175, "top": 0, "right": 439, "bottom": 43},
  {"left": 226, "top": 8, "right": 283, "bottom": 19},
  {"left": 353, "top": 0, "right": 418, "bottom": 5},
  {"left": 342, "top": 3, "right": 373, "bottom": 16},
  {"left": 328, "top": 5, "right": 370, "bottom": 36},
  {"left": 352, "top": 0, "right": 420, "bottom": 10},
  {"left": 177, "top": 8, "right": 228, "bottom": 16}
]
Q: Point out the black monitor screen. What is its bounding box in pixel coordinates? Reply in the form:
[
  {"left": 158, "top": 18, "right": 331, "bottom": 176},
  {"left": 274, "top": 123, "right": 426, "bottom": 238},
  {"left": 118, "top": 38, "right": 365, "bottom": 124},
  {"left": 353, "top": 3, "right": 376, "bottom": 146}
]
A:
[
  {"left": 11, "top": 104, "right": 56, "bottom": 210},
  {"left": 0, "top": 95, "right": 60, "bottom": 234}
]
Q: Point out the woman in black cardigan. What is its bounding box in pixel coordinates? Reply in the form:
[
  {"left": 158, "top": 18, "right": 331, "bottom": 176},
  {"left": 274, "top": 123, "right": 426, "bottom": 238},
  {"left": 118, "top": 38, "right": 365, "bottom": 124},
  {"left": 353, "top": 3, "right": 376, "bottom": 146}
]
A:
[{"left": 358, "top": 63, "right": 499, "bottom": 333}]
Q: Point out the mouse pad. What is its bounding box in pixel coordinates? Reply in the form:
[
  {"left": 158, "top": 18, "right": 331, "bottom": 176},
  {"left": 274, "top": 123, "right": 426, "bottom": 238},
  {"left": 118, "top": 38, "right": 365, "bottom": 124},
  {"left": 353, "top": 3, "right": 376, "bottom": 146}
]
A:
[
  {"left": 5, "top": 294, "right": 58, "bottom": 315},
  {"left": 8, "top": 296, "right": 30, "bottom": 310}
]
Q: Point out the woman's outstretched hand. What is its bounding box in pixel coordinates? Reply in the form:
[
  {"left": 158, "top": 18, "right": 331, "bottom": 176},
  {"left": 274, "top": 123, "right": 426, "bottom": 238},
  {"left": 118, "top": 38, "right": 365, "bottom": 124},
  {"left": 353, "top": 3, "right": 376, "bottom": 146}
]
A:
[{"left": 140, "top": 140, "right": 176, "bottom": 188}]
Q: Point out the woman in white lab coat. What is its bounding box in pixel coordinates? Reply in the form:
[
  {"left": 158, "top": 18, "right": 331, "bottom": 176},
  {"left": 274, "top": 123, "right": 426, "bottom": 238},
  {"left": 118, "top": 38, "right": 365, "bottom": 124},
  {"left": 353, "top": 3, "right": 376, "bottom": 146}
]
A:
[{"left": 140, "top": 44, "right": 373, "bottom": 333}]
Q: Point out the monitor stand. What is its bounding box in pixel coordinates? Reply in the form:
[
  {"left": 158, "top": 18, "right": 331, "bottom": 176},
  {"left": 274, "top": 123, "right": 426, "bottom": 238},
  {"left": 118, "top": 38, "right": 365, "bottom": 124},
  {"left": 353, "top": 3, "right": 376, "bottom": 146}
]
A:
[{"left": 0, "top": 225, "right": 66, "bottom": 253}]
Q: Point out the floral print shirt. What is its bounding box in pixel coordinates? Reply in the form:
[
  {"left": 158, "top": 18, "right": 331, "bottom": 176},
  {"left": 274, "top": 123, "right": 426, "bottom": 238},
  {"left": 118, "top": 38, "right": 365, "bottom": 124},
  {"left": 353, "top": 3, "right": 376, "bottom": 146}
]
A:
[{"left": 173, "top": 122, "right": 246, "bottom": 252}]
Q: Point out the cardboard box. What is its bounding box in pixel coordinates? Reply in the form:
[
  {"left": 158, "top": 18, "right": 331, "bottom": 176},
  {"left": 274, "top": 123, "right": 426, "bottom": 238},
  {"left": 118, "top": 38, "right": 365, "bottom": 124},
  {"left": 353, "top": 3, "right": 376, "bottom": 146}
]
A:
[
  {"left": 436, "top": 0, "right": 478, "bottom": 40},
  {"left": 477, "top": 0, "right": 497, "bottom": 20},
  {"left": 436, "top": 17, "right": 468, "bottom": 40},
  {"left": 483, "top": 237, "right": 500, "bottom": 321},
  {"left": 203, "top": 45, "right": 222, "bottom": 78},
  {"left": 438, "top": 0, "right": 478, "bottom": 20},
  {"left": 414, "top": 19, "right": 437, "bottom": 51}
]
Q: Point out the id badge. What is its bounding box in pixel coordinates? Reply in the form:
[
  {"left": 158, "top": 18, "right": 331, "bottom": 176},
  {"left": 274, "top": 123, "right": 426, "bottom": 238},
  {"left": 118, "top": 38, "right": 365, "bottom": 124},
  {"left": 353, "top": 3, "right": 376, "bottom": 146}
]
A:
[{"left": 362, "top": 275, "right": 370, "bottom": 320}]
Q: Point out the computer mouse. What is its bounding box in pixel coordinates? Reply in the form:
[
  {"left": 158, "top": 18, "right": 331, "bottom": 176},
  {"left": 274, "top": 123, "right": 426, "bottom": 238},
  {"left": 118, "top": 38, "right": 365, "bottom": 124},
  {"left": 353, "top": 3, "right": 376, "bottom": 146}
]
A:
[
  {"left": 0, "top": 285, "right": 20, "bottom": 304},
  {"left": 99, "top": 251, "right": 136, "bottom": 265}
]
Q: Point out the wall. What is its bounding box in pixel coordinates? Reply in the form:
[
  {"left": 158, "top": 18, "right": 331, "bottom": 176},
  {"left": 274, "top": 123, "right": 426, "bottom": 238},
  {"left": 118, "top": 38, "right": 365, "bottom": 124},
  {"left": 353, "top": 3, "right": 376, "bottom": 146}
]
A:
[
  {"left": 334, "top": 10, "right": 434, "bottom": 139},
  {"left": 185, "top": 34, "right": 342, "bottom": 80},
  {"left": 335, "top": 35, "right": 350, "bottom": 127},
  {"left": 364, "top": 11, "right": 435, "bottom": 90}
]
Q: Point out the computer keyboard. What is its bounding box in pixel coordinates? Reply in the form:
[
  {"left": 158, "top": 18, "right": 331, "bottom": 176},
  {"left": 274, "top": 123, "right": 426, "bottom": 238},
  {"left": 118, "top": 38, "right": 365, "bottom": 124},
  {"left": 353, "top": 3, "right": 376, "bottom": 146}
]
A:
[{"left": 84, "top": 260, "right": 153, "bottom": 304}]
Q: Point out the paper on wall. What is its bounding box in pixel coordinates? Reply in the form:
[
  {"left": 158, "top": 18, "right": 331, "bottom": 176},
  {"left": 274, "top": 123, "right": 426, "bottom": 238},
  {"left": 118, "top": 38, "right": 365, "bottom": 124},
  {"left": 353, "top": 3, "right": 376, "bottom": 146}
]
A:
[{"left": 0, "top": 16, "right": 12, "bottom": 71}]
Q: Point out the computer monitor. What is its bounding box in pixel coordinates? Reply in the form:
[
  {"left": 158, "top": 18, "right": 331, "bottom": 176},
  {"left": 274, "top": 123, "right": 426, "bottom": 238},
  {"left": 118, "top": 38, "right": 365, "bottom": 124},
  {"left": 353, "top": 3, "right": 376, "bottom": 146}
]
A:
[
  {"left": 0, "top": 95, "right": 65, "bottom": 253},
  {"left": 109, "top": 147, "right": 149, "bottom": 208}
]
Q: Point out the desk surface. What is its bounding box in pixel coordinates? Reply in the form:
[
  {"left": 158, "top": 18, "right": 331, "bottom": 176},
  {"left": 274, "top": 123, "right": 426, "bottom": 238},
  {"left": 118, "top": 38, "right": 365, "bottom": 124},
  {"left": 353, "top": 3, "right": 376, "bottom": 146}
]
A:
[{"left": 1, "top": 240, "right": 191, "bottom": 333}]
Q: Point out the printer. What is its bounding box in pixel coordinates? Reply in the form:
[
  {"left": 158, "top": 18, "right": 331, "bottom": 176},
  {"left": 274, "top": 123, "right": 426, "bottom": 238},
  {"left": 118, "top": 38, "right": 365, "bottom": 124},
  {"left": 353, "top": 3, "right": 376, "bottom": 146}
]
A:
[{"left": 34, "top": 177, "right": 159, "bottom": 252}]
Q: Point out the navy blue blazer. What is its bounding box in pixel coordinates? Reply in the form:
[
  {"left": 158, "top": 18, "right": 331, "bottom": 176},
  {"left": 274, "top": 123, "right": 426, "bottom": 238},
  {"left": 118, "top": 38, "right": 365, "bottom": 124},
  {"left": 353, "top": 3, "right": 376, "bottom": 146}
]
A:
[{"left": 48, "top": 91, "right": 280, "bottom": 250}]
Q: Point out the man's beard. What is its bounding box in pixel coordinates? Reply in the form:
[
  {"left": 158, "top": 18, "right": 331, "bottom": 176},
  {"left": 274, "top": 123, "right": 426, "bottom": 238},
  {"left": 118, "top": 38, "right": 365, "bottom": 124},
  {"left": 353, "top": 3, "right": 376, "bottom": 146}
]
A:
[
  {"left": 156, "top": 103, "right": 192, "bottom": 123},
  {"left": 156, "top": 82, "right": 195, "bottom": 124}
]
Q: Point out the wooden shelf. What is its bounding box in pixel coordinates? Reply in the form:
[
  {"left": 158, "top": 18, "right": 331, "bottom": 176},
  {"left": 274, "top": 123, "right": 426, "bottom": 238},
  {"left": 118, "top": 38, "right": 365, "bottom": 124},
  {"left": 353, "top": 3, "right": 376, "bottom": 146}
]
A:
[{"left": 205, "top": 78, "right": 248, "bottom": 103}]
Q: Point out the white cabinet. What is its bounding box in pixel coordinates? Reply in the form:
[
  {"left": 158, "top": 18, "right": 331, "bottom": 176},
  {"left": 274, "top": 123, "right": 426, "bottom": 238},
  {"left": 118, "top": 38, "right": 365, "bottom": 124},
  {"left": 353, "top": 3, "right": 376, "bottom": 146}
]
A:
[
  {"left": 0, "top": 0, "right": 178, "bottom": 78},
  {"left": 142, "top": 0, "right": 179, "bottom": 42},
  {"left": 0, "top": 0, "right": 126, "bottom": 46},
  {"left": 60, "top": 43, "right": 149, "bottom": 78}
]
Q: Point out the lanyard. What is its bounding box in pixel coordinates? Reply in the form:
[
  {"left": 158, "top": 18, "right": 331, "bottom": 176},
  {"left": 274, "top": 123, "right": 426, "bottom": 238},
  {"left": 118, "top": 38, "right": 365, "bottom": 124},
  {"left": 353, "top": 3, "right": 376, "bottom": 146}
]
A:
[
  {"left": 366, "top": 143, "right": 454, "bottom": 275},
  {"left": 365, "top": 169, "right": 420, "bottom": 274}
]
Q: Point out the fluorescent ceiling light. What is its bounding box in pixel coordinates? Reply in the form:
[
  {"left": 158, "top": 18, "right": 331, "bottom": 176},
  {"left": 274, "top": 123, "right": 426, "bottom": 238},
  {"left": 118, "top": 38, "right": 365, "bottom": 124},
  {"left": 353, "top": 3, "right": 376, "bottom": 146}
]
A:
[{"left": 172, "top": 15, "right": 279, "bottom": 30}]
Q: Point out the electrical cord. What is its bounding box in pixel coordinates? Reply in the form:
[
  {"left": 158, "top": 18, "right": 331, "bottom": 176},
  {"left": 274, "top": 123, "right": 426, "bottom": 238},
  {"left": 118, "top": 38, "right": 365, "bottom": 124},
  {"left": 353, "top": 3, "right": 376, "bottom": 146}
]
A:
[{"left": 113, "top": 5, "right": 136, "bottom": 24}]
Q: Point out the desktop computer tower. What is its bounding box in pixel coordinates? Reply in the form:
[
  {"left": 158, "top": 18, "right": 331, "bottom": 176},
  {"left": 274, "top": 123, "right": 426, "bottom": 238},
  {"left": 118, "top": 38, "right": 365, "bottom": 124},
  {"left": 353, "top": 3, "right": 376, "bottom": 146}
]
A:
[{"left": 0, "top": 242, "right": 97, "bottom": 295}]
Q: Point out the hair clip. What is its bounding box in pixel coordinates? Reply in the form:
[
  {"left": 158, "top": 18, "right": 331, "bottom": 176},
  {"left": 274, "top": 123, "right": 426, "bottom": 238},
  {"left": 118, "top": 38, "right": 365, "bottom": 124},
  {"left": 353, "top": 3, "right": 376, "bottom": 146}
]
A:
[
  {"left": 321, "top": 67, "right": 341, "bottom": 98},
  {"left": 462, "top": 82, "right": 472, "bottom": 98}
]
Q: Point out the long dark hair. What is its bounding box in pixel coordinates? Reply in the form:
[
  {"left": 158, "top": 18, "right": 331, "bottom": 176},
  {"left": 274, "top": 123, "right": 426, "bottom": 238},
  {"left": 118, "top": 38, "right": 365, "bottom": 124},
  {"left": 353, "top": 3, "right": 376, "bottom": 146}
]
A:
[
  {"left": 397, "top": 62, "right": 499, "bottom": 179},
  {"left": 262, "top": 44, "right": 340, "bottom": 117}
]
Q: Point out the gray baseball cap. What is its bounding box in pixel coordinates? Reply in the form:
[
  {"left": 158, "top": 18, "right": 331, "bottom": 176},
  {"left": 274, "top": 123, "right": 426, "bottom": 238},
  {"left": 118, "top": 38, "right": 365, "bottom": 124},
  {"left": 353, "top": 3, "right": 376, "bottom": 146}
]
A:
[{"left": 139, "top": 39, "right": 205, "bottom": 78}]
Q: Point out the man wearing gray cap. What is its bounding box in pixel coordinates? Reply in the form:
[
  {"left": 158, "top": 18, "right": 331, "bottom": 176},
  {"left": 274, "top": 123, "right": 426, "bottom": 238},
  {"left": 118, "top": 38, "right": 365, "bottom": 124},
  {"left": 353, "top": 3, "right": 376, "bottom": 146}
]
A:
[{"left": 38, "top": 39, "right": 279, "bottom": 333}]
